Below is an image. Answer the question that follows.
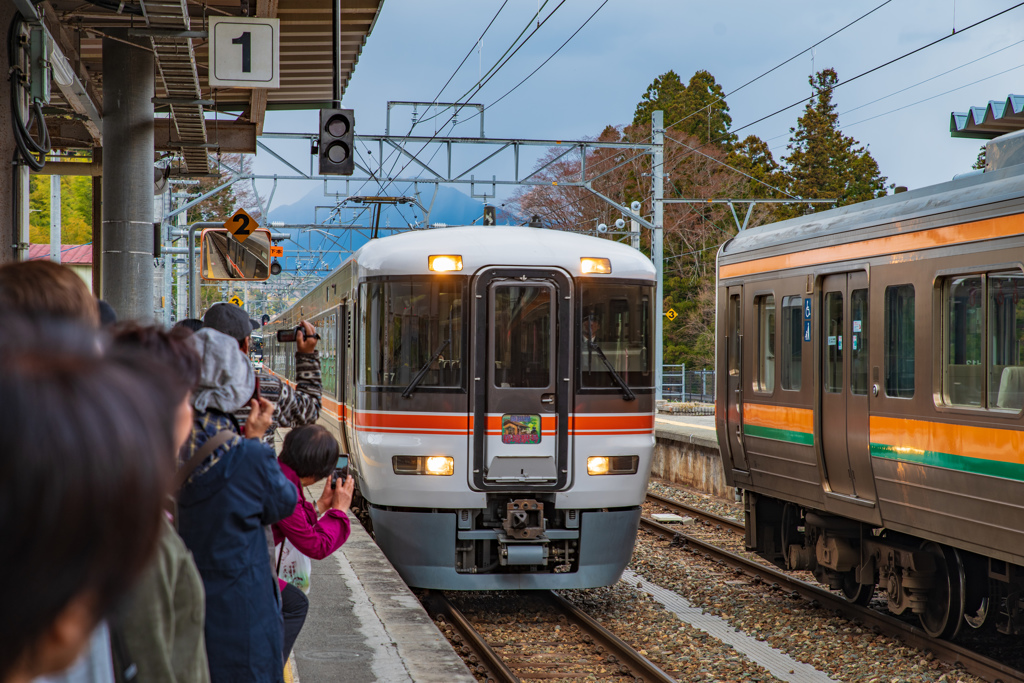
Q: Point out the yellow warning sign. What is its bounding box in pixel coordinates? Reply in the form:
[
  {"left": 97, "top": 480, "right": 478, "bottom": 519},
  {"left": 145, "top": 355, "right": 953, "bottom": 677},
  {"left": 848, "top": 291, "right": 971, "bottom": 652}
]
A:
[
  {"left": 224, "top": 208, "right": 258, "bottom": 243},
  {"left": 664, "top": 308, "right": 678, "bottom": 321},
  {"left": 229, "top": 296, "right": 243, "bottom": 307}
]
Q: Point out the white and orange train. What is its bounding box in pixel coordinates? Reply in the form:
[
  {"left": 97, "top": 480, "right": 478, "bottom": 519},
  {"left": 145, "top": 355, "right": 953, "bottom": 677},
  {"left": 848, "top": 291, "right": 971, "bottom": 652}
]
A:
[{"left": 264, "top": 226, "right": 656, "bottom": 589}]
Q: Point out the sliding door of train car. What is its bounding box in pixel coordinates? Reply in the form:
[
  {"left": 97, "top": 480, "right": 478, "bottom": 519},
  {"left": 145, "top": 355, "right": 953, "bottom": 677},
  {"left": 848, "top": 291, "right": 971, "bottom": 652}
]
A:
[
  {"left": 472, "top": 268, "right": 571, "bottom": 490},
  {"left": 819, "top": 272, "right": 875, "bottom": 501},
  {"left": 724, "top": 286, "right": 749, "bottom": 472}
]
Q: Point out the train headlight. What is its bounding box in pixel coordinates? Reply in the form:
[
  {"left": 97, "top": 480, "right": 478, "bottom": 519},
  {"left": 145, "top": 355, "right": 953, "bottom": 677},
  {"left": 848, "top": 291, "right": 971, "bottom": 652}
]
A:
[
  {"left": 428, "top": 255, "right": 463, "bottom": 272},
  {"left": 586, "top": 455, "right": 639, "bottom": 475},
  {"left": 392, "top": 455, "right": 455, "bottom": 476},
  {"left": 580, "top": 257, "right": 612, "bottom": 274}
]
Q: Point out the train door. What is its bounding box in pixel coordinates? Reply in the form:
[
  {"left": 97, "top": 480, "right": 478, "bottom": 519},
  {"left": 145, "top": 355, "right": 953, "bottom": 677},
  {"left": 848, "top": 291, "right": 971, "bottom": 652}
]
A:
[
  {"left": 820, "top": 272, "right": 873, "bottom": 499},
  {"left": 725, "top": 286, "right": 749, "bottom": 472},
  {"left": 472, "top": 268, "right": 571, "bottom": 490}
]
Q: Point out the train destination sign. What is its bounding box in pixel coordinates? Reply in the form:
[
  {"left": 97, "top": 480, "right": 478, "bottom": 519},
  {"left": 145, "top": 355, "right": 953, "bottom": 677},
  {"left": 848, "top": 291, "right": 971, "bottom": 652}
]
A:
[
  {"left": 225, "top": 208, "right": 258, "bottom": 244},
  {"left": 208, "top": 17, "right": 280, "bottom": 89}
]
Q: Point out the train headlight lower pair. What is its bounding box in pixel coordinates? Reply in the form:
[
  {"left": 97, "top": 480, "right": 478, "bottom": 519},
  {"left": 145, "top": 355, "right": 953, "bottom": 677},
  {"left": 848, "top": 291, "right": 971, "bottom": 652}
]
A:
[
  {"left": 392, "top": 455, "right": 454, "bottom": 476},
  {"left": 586, "top": 455, "right": 639, "bottom": 476}
]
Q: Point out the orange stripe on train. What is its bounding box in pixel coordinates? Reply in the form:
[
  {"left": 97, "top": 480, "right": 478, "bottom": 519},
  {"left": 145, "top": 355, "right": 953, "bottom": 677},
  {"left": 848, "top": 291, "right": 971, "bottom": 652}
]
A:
[{"left": 720, "top": 214, "right": 1024, "bottom": 279}]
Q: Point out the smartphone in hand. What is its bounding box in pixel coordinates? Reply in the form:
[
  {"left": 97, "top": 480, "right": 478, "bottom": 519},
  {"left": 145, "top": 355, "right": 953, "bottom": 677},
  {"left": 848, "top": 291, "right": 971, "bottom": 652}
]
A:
[{"left": 331, "top": 455, "right": 349, "bottom": 490}]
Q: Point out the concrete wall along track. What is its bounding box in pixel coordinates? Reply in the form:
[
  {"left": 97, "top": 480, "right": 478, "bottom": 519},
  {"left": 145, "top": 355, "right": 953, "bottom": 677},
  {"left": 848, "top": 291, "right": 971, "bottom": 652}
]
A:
[{"left": 653, "top": 414, "right": 732, "bottom": 499}]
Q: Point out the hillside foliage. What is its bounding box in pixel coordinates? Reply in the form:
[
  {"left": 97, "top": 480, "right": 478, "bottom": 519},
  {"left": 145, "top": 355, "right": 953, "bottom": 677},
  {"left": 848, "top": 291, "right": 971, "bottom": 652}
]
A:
[{"left": 509, "top": 67, "right": 888, "bottom": 369}]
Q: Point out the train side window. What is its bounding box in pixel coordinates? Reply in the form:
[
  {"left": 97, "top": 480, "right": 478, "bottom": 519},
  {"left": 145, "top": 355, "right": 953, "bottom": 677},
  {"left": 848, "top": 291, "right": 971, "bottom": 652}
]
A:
[
  {"left": 884, "top": 284, "right": 915, "bottom": 398},
  {"left": 753, "top": 294, "right": 775, "bottom": 393},
  {"left": 944, "top": 276, "right": 982, "bottom": 407},
  {"left": 988, "top": 272, "right": 1024, "bottom": 410},
  {"left": 780, "top": 296, "right": 802, "bottom": 390},
  {"left": 850, "top": 289, "right": 869, "bottom": 395}
]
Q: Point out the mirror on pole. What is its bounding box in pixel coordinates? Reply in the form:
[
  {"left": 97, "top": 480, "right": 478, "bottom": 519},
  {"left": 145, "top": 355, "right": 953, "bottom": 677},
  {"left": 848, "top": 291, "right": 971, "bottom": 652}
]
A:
[{"left": 199, "top": 228, "right": 272, "bottom": 281}]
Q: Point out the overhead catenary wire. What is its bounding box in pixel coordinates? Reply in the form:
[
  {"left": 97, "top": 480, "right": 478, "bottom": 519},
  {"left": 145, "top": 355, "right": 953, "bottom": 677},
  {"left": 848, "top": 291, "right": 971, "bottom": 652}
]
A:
[{"left": 658, "top": 1, "right": 1024, "bottom": 184}]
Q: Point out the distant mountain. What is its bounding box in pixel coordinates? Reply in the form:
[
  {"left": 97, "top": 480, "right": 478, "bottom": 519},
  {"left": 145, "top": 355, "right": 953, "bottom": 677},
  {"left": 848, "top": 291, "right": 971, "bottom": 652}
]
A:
[{"left": 265, "top": 184, "right": 515, "bottom": 273}]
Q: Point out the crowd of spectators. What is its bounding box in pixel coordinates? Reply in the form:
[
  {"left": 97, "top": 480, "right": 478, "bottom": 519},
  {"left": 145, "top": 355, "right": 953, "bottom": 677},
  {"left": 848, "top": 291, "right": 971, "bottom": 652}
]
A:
[{"left": 0, "top": 261, "right": 351, "bottom": 683}]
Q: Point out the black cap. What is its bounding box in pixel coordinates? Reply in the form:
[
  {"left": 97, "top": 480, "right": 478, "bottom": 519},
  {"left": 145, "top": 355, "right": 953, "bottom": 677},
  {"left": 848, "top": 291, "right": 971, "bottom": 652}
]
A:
[{"left": 203, "top": 302, "right": 258, "bottom": 341}]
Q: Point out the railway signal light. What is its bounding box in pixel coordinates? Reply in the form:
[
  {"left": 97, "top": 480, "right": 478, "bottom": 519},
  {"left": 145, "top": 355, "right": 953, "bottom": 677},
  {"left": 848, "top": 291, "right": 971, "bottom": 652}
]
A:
[{"left": 319, "top": 108, "right": 355, "bottom": 175}]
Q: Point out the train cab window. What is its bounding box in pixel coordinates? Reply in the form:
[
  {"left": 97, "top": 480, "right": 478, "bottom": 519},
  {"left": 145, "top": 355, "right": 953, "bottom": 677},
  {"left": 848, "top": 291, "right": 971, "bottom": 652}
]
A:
[
  {"left": 780, "top": 296, "right": 802, "bottom": 390},
  {"left": 359, "top": 278, "right": 466, "bottom": 390},
  {"left": 884, "top": 284, "right": 915, "bottom": 398},
  {"left": 754, "top": 295, "right": 775, "bottom": 393},
  {"left": 850, "top": 289, "right": 869, "bottom": 395},
  {"left": 494, "top": 285, "right": 552, "bottom": 388},
  {"left": 579, "top": 281, "right": 655, "bottom": 389}
]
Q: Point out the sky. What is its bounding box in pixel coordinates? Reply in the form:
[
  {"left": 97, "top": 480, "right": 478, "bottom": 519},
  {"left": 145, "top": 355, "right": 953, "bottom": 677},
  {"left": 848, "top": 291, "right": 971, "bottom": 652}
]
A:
[{"left": 254, "top": 0, "right": 1024, "bottom": 220}]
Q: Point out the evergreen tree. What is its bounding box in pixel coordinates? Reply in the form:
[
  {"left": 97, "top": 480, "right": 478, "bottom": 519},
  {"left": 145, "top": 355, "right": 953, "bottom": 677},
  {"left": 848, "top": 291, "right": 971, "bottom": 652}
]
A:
[
  {"left": 973, "top": 144, "right": 986, "bottom": 170},
  {"left": 780, "top": 68, "right": 886, "bottom": 219},
  {"left": 633, "top": 70, "right": 733, "bottom": 148}
]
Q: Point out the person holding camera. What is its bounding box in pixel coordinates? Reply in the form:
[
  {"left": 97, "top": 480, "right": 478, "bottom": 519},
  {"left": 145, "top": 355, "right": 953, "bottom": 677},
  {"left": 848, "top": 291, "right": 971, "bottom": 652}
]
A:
[
  {"left": 271, "top": 425, "right": 354, "bottom": 661},
  {"left": 201, "top": 303, "right": 322, "bottom": 445}
]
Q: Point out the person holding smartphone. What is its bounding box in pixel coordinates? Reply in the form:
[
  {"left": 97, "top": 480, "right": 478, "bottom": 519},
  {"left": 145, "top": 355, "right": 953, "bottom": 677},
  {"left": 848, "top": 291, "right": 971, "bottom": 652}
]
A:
[
  {"left": 271, "top": 425, "right": 354, "bottom": 662},
  {"left": 201, "top": 303, "right": 322, "bottom": 446}
]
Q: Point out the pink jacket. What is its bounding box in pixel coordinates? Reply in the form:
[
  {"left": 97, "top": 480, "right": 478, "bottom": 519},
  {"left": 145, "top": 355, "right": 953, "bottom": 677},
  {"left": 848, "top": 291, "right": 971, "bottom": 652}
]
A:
[{"left": 273, "top": 461, "right": 351, "bottom": 589}]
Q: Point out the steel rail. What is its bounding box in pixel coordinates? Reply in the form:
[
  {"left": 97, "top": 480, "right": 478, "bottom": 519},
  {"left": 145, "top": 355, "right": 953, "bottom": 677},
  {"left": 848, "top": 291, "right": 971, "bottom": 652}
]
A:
[
  {"left": 424, "top": 590, "right": 676, "bottom": 683},
  {"left": 639, "top": 516, "right": 1024, "bottom": 683},
  {"left": 646, "top": 492, "right": 745, "bottom": 535},
  {"left": 543, "top": 591, "right": 677, "bottom": 683},
  {"left": 422, "top": 591, "right": 518, "bottom": 683}
]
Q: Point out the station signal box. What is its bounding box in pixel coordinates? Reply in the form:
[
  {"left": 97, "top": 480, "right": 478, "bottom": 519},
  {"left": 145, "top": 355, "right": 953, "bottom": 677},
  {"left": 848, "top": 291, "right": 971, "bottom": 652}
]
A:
[{"left": 319, "top": 108, "right": 355, "bottom": 176}]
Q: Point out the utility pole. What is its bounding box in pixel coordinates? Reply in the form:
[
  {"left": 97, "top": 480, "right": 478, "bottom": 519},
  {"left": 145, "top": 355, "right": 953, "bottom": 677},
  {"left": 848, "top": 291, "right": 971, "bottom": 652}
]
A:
[
  {"left": 652, "top": 110, "right": 664, "bottom": 402},
  {"left": 49, "top": 175, "right": 61, "bottom": 263}
]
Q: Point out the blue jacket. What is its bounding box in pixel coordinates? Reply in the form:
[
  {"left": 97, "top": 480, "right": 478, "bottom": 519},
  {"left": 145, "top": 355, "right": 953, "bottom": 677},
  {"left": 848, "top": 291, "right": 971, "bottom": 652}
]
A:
[{"left": 177, "top": 413, "right": 297, "bottom": 683}]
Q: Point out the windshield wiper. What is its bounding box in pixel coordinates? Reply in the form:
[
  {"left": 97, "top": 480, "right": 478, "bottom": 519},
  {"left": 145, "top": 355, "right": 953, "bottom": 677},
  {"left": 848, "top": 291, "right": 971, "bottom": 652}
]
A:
[
  {"left": 587, "top": 341, "right": 636, "bottom": 401},
  {"left": 402, "top": 338, "right": 450, "bottom": 398}
]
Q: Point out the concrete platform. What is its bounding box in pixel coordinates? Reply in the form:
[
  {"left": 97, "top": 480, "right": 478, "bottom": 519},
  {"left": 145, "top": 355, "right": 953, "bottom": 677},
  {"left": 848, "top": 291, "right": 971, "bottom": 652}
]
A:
[{"left": 290, "top": 493, "right": 474, "bottom": 683}]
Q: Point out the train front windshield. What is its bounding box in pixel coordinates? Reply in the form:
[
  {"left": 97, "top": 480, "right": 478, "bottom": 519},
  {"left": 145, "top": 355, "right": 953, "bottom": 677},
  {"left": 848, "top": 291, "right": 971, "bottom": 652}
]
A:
[
  {"left": 360, "top": 278, "right": 466, "bottom": 389},
  {"left": 579, "top": 281, "right": 654, "bottom": 388}
]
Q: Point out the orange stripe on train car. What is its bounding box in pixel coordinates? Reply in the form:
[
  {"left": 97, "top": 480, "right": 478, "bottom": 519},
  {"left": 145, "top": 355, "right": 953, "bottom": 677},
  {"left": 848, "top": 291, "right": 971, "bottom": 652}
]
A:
[
  {"left": 719, "top": 214, "right": 1024, "bottom": 279},
  {"left": 742, "top": 403, "right": 813, "bottom": 434},
  {"left": 573, "top": 414, "right": 654, "bottom": 430},
  {"left": 870, "top": 415, "right": 1024, "bottom": 466},
  {"left": 354, "top": 411, "right": 471, "bottom": 431}
]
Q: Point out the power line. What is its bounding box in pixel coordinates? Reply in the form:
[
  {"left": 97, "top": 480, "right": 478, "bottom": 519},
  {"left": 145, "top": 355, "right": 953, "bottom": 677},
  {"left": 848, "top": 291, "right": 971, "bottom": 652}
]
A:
[
  {"left": 660, "top": 1, "right": 1024, "bottom": 177},
  {"left": 662, "top": 0, "right": 895, "bottom": 133}
]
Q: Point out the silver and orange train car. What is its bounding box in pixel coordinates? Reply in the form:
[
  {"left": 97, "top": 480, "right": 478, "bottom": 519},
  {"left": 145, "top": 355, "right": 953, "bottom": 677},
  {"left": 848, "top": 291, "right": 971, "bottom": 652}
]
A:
[
  {"left": 266, "top": 226, "right": 656, "bottom": 589},
  {"left": 716, "top": 160, "right": 1024, "bottom": 639}
]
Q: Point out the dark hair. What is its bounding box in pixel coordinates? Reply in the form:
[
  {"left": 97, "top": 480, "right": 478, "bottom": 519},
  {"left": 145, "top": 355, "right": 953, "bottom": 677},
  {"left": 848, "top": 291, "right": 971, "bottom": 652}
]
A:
[
  {"left": 0, "top": 260, "right": 99, "bottom": 328},
  {"left": 279, "top": 425, "right": 340, "bottom": 480},
  {"left": 173, "top": 318, "right": 204, "bottom": 333},
  {"left": 0, "top": 317, "right": 174, "bottom": 679},
  {"left": 110, "top": 323, "right": 201, "bottom": 394}
]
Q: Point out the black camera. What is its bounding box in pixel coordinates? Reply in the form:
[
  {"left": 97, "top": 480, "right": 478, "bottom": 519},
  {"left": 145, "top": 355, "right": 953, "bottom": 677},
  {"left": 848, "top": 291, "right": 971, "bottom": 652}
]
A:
[
  {"left": 331, "top": 455, "right": 349, "bottom": 490},
  {"left": 277, "top": 325, "right": 321, "bottom": 343}
]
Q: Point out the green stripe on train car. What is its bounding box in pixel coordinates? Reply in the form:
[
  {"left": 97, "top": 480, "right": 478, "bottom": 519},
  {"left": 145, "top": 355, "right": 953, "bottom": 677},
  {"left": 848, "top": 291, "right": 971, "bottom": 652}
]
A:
[
  {"left": 870, "top": 443, "right": 1024, "bottom": 482},
  {"left": 743, "top": 424, "right": 814, "bottom": 446}
]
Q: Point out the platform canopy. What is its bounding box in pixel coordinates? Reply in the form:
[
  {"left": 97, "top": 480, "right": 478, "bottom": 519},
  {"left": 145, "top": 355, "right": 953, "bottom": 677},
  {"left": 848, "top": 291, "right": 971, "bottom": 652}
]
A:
[
  {"left": 17, "top": 0, "right": 384, "bottom": 174},
  {"left": 950, "top": 94, "right": 1024, "bottom": 140}
]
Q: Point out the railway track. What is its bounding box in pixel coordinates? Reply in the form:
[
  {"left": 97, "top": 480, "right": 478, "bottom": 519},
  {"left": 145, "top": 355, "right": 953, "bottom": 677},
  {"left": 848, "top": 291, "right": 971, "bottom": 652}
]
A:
[
  {"left": 639, "top": 515, "right": 1024, "bottom": 683},
  {"left": 645, "top": 491, "right": 745, "bottom": 535},
  {"left": 423, "top": 589, "right": 675, "bottom": 683}
]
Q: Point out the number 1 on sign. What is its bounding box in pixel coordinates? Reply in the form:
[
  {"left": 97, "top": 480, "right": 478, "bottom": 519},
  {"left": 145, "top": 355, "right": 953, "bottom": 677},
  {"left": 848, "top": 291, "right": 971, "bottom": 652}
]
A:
[{"left": 231, "top": 31, "right": 251, "bottom": 73}]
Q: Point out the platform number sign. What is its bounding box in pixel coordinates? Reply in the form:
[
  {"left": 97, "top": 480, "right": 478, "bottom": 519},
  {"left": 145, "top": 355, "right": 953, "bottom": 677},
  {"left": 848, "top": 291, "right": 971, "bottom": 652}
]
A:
[
  {"left": 225, "top": 208, "right": 258, "bottom": 244},
  {"left": 208, "top": 17, "right": 280, "bottom": 89},
  {"left": 803, "top": 297, "right": 812, "bottom": 343}
]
